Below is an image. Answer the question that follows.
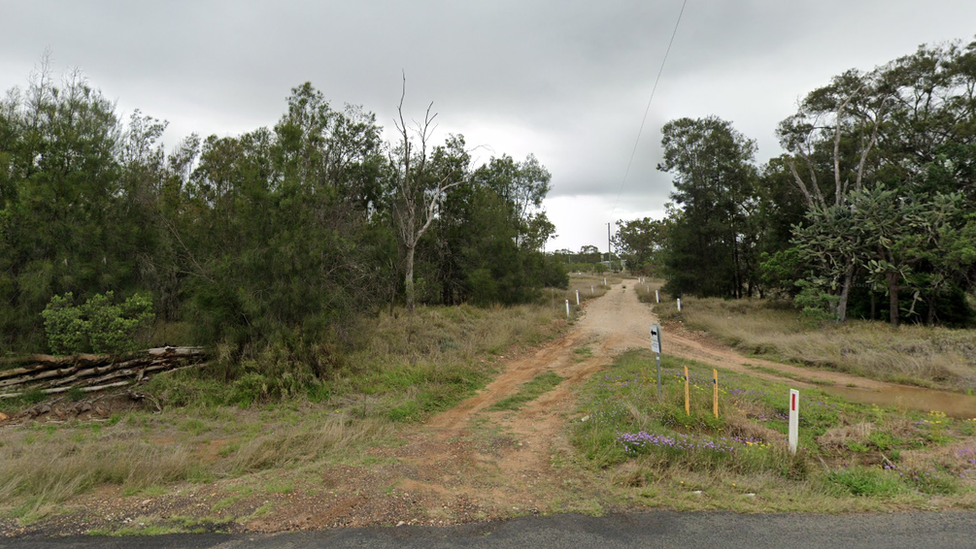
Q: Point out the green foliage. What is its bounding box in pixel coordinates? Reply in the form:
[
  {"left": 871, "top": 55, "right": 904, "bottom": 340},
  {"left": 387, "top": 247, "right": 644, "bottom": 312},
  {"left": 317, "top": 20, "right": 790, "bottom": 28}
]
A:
[
  {"left": 658, "top": 117, "right": 760, "bottom": 299},
  {"left": 792, "top": 280, "right": 838, "bottom": 323},
  {"left": 779, "top": 39, "right": 976, "bottom": 325},
  {"left": 824, "top": 467, "right": 904, "bottom": 497},
  {"left": 40, "top": 291, "right": 154, "bottom": 354},
  {"left": 612, "top": 217, "right": 667, "bottom": 275},
  {"left": 487, "top": 371, "right": 564, "bottom": 411}
]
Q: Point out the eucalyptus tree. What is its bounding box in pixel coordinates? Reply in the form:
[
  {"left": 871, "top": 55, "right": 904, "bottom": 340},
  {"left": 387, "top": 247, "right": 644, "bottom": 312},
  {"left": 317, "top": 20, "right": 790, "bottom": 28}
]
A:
[{"left": 779, "top": 38, "right": 976, "bottom": 324}]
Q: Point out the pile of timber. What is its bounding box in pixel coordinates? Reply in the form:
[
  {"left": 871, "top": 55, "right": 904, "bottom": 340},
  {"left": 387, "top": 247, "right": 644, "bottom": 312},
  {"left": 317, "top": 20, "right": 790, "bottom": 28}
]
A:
[{"left": 0, "top": 346, "right": 208, "bottom": 399}]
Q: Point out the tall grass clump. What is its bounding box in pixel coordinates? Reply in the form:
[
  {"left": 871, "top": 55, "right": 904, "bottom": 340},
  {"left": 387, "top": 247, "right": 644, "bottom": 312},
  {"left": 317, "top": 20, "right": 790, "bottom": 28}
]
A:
[
  {"left": 0, "top": 427, "right": 198, "bottom": 517},
  {"left": 634, "top": 278, "right": 666, "bottom": 305},
  {"left": 655, "top": 297, "right": 976, "bottom": 389}
]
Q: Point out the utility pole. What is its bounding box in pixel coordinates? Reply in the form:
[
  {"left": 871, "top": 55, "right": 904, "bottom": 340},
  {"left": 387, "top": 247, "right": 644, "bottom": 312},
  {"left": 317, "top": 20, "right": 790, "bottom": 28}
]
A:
[{"left": 606, "top": 222, "right": 612, "bottom": 268}]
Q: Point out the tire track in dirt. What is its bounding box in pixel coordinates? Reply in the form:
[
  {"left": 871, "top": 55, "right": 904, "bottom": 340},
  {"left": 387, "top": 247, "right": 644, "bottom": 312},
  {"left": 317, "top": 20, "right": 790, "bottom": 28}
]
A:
[
  {"left": 244, "top": 284, "right": 976, "bottom": 532},
  {"left": 384, "top": 284, "right": 645, "bottom": 518},
  {"left": 334, "top": 282, "right": 911, "bottom": 527}
]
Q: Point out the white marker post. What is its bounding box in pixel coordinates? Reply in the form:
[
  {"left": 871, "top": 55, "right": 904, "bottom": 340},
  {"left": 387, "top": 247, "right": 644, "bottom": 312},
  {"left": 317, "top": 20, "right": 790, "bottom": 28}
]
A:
[
  {"left": 604, "top": 277, "right": 607, "bottom": 287},
  {"left": 565, "top": 299, "right": 570, "bottom": 318},
  {"left": 677, "top": 298, "right": 682, "bottom": 311},
  {"left": 575, "top": 290, "right": 580, "bottom": 305},
  {"left": 591, "top": 285, "right": 594, "bottom": 295},
  {"left": 655, "top": 290, "right": 660, "bottom": 303},
  {"left": 650, "top": 324, "right": 663, "bottom": 400},
  {"left": 788, "top": 389, "right": 799, "bottom": 454}
]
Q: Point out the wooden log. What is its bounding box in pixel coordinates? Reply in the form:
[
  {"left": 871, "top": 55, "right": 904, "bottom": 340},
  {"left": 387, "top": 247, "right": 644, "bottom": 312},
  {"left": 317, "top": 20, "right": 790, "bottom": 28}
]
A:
[
  {"left": 0, "top": 355, "right": 113, "bottom": 379},
  {"left": 35, "top": 360, "right": 155, "bottom": 389},
  {"left": 146, "top": 346, "right": 206, "bottom": 357},
  {"left": 0, "top": 348, "right": 205, "bottom": 378},
  {"left": 0, "top": 380, "right": 134, "bottom": 399},
  {"left": 0, "top": 365, "right": 81, "bottom": 388},
  {"left": 0, "top": 357, "right": 158, "bottom": 389},
  {"left": 0, "top": 347, "right": 208, "bottom": 397}
]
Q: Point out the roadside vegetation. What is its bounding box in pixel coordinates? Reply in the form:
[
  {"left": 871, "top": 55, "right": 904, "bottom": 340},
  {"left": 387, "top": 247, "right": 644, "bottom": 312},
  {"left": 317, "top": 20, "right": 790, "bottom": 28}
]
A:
[
  {"left": 615, "top": 38, "right": 976, "bottom": 331},
  {"left": 651, "top": 295, "right": 976, "bottom": 390},
  {"left": 573, "top": 349, "right": 976, "bottom": 511},
  {"left": 0, "top": 302, "right": 568, "bottom": 524}
]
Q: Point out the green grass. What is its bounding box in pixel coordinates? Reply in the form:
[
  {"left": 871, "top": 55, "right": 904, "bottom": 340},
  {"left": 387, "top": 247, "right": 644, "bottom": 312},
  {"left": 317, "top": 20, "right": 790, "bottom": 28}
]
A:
[
  {"left": 571, "top": 349, "right": 976, "bottom": 510},
  {"left": 0, "top": 302, "right": 569, "bottom": 524},
  {"left": 488, "top": 371, "right": 565, "bottom": 411}
]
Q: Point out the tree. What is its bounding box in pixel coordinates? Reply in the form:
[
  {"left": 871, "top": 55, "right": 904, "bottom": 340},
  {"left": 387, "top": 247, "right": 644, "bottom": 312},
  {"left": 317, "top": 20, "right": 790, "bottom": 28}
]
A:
[
  {"left": 612, "top": 217, "right": 667, "bottom": 275},
  {"left": 777, "top": 66, "right": 888, "bottom": 321},
  {"left": 779, "top": 38, "right": 976, "bottom": 324},
  {"left": 658, "top": 116, "right": 758, "bottom": 298},
  {"left": 470, "top": 154, "right": 552, "bottom": 249},
  {"left": 0, "top": 63, "right": 131, "bottom": 350},
  {"left": 389, "top": 79, "right": 468, "bottom": 312},
  {"left": 427, "top": 149, "right": 562, "bottom": 306}
]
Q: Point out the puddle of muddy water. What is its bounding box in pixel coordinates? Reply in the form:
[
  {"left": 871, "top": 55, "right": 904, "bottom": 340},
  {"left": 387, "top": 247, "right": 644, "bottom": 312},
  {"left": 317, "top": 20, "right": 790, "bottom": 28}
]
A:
[{"left": 824, "top": 385, "right": 976, "bottom": 418}]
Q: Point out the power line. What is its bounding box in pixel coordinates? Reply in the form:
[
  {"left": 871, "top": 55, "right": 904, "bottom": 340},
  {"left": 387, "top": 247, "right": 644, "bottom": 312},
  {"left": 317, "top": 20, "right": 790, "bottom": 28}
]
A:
[{"left": 609, "top": 0, "right": 688, "bottom": 220}]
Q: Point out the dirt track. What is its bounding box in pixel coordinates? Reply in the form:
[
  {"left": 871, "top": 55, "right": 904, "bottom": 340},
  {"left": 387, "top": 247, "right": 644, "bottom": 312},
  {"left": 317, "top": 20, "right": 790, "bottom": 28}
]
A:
[
  {"left": 4, "top": 282, "right": 941, "bottom": 536},
  {"left": 249, "top": 281, "right": 909, "bottom": 530}
]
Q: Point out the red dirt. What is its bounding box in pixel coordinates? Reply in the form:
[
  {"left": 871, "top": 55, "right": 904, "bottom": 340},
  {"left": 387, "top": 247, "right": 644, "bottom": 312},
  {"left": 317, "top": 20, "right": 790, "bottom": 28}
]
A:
[{"left": 0, "top": 282, "right": 947, "bottom": 536}]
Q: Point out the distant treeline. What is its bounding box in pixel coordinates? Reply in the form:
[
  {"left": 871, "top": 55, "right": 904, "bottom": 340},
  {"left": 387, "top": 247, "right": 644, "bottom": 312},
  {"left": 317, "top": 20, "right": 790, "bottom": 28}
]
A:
[
  {"left": 613, "top": 37, "right": 976, "bottom": 326},
  {"left": 0, "top": 67, "right": 567, "bottom": 354}
]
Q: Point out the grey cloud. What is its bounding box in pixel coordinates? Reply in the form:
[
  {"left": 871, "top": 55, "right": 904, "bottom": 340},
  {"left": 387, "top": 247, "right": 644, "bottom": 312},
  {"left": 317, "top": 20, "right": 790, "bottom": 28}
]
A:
[{"left": 2, "top": 0, "right": 975, "bottom": 252}]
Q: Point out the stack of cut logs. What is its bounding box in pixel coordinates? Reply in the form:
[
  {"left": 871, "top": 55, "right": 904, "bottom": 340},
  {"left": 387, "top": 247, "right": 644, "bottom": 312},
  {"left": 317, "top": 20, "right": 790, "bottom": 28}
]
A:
[{"left": 0, "top": 346, "right": 207, "bottom": 399}]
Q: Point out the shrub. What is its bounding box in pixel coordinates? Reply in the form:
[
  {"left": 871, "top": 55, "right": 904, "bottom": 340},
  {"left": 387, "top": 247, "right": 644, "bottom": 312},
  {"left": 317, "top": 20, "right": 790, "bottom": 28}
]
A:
[{"left": 41, "top": 292, "right": 155, "bottom": 355}]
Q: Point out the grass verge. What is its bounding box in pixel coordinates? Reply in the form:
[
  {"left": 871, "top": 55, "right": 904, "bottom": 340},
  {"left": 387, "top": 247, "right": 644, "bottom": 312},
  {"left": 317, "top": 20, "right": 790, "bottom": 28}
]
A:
[
  {"left": 572, "top": 349, "right": 976, "bottom": 511},
  {"left": 0, "top": 302, "right": 567, "bottom": 525}
]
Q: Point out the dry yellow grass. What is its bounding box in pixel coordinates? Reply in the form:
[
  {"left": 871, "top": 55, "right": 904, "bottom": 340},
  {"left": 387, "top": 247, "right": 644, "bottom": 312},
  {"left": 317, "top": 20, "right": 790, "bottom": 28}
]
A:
[
  {"left": 660, "top": 297, "right": 976, "bottom": 389},
  {"left": 0, "top": 302, "right": 568, "bottom": 522}
]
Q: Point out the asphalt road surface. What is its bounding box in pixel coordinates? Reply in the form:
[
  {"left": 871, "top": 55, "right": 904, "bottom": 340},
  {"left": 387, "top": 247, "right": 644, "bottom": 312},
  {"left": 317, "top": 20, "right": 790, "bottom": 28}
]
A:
[{"left": 3, "top": 511, "right": 974, "bottom": 549}]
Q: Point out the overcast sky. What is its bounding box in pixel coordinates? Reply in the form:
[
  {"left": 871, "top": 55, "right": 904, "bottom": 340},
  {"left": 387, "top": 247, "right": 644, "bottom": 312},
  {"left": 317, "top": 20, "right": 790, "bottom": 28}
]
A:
[{"left": 2, "top": 1, "right": 975, "bottom": 252}]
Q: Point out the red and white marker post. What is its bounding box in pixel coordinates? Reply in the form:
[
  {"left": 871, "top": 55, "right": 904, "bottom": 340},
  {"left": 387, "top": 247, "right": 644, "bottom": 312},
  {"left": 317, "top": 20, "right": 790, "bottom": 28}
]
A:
[{"left": 788, "top": 389, "right": 799, "bottom": 454}]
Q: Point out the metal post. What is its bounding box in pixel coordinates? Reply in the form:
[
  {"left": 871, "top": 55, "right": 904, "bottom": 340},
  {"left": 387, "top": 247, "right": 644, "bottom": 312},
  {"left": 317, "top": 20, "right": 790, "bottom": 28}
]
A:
[
  {"left": 656, "top": 353, "right": 662, "bottom": 400},
  {"left": 789, "top": 389, "right": 799, "bottom": 454}
]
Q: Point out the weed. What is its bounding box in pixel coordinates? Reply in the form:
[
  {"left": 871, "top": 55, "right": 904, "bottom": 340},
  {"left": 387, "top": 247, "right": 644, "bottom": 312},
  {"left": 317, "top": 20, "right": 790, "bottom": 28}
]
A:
[
  {"left": 824, "top": 467, "right": 904, "bottom": 497},
  {"left": 488, "top": 371, "right": 564, "bottom": 411}
]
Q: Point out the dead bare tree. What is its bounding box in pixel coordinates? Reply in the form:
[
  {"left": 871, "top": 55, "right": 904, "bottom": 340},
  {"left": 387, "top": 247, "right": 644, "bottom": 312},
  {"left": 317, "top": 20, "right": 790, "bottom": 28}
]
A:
[{"left": 389, "top": 75, "right": 467, "bottom": 312}]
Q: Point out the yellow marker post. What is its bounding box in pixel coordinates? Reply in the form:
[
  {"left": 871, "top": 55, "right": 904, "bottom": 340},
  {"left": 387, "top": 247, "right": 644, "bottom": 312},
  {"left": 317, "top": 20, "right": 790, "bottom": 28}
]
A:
[
  {"left": 684, "top": 366, "right": 690, "bottom": 415},
  {"left": 712, "top": 369, "right": 719, "bottom": 419}
]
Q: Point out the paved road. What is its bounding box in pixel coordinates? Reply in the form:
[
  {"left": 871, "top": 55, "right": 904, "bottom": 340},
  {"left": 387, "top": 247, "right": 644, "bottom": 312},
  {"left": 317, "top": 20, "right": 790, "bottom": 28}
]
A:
[{"left": 3, "top": 511, "right": 973, "bottom": 549}]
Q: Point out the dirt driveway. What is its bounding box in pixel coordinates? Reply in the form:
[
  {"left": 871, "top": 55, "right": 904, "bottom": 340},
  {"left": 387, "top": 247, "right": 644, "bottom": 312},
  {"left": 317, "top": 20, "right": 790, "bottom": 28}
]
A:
[
  {"left": 248, "top": 281, "right": 903, "bottom": 531},
  {"left": 3, "top": 282, "right": 937, "bottom": 536}
]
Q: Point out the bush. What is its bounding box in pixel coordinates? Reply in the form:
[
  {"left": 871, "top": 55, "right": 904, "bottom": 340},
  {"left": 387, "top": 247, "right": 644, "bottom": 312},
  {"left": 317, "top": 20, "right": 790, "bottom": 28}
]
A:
[{"left": 41, "top": 292, "right": 155, "bottom": 355}]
